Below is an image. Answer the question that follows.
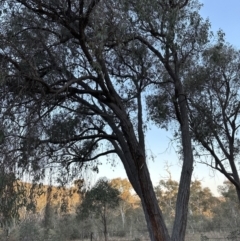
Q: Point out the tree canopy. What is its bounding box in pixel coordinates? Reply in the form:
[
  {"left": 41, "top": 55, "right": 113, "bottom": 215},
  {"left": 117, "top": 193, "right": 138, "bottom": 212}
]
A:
[
  {"left": 185, "top": 41, "right": 240, "bottom": 203},
  {"left": 0, "top": 0, "right": 236, "bottom": 240}
]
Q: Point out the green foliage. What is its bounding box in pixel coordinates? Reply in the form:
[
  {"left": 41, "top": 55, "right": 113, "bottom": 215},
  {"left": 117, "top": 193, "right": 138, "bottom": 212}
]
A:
[
  {"left": 46, "top": 115, "right": 80, "bottom": 141},
  {"left": 227, "top": 230, "right": 240, "bottom": 241},
  {"left": 185, "top": 41, "right": 240, "bottom": 202},
  {"left": 189, "top": 180, "right": 219, "bottom": 216},
  {"left": 0, "top": 177, "right": 239, "bottom": 241},
  {"left": 211, "top": 181, "right": 240, "bottom": 229},
  {"left": 55, "top": 215, "right": 82, "bottom": 241},
  {"left": 155, "top": 178, "right": 178, "bottom": 221},
  {"left": 218, "top": 181, "right": 238, "bottom": 203},
  {"left": 146, "top": 93, "right": 172, "bottom": 130},
  {"left": 155, "top": 177, "right": 219, "bottom": 229},
  {"left": 78, "top": 178, "right": 120, "bottom": 220},
  {"left": 19, "top": 219, "right": 42, "bottom": 241},
  {"left": 0, "top": 167, "right": 28, "bottom": 226}
]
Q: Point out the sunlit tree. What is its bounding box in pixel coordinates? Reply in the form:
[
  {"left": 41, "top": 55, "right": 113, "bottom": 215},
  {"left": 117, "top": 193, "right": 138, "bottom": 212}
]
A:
[{"left": 77, "top": 178, "right": 120, "bottom": 241}]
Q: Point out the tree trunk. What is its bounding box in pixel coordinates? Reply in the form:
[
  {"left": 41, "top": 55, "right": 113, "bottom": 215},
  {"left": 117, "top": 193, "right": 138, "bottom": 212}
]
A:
[
  {"left": 109, "top": 102, "right": 172, "bottom": 240},
  {"left": 236, "top": 186, "right": 240, "bottom": 204},
  {"left": 229, "top": 158, "right": 240, "bottom": 203},
  {"left": 120, "top": 204, "right": 125, "bottom": 228},
  {"left": 103, "top": 206, "right": 108, "bottom": 241},
  {"left": 128, "top": 155, "right": 171, "bottom": 241},
  {"left": 140, "top": 161, "right": 171, "bottom": 241},
  {"left": 171, "top": 83, "right": 194, "bottom": 241},
  {"left": 118, "top": 148, "right": 170, "bottom": 241}
]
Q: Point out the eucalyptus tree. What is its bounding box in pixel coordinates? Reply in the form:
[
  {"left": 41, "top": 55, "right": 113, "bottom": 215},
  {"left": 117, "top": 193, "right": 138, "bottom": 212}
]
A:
[
  {"left": 0, "top": 164, "right": 37, "bottom": 240},
  {"left": 185, "top": 41, "right": 240, "bottom": 203},
  {"left": 77, "top": 178, "right": 120, "bottom": 241},
  {"left": 0, "top": 1, "right": 170, "bottom": 241},
  {"left": 155, "top": 178, "right": 219, "bottom": 230},
  {"left": 110, "top": 178, "right": 136, "bottom": 229},
  {"left": 212, "top": 181, "right": 240, "bottom": 230},
  {"left": 0, "top": 166, "right": 26, "bottom": 226},
  {"left": 124, "top": 0, "right": 212, "bottom": 240},
  {"left": 0, "top": 0, "right": 213, "bottom": 241},
  {"left": 155, "top": 178, "right": 179, "bottom": 223}
]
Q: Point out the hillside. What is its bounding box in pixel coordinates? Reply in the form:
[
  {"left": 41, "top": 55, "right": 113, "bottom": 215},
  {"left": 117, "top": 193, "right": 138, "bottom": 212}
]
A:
[{"left": 19, "top": 180, "right": 83, "bottom": 218}]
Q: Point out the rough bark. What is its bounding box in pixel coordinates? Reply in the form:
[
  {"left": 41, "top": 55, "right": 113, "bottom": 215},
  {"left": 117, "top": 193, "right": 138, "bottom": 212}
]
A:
[
  {"left": 106, "top": 102, "right": 170, "bottom": 241},
  {"left": 171, "top": 91, "right": 194, "bottom": 241},
  {"left": 138, "top": 157, "right": 171, "bottom": 241},
  {"left": 228, "top": 157, "right": 240, "bottom": 203},
  {"left": 111, "top": 121, "right": 170, "bottom": 241}
]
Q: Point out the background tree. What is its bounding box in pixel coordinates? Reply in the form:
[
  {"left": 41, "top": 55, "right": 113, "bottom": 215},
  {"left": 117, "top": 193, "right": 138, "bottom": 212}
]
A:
[
  {"left": 110, "top": 178, "right": 138, "bottom": 229},
  {"left": 189, "top": 181, "right": 214, "bottom": 217},
  {"left": 185, "top": 40, "right": 240, "bottom": 203},
  {"left": 0, "top": 166, "right": 28, "bottom": 231},
  {"left": 188, "top": 180, "right": 220, "bottom": 233},
  {"left": 212, "top": 181, "right": 240, "bottom": 228},
  {"left": 42, "top": 186, "right": 55, "bottom": 240},
  {"left": 77, "top": 178, "right": 120, "bottom": 241},
  {"left": 155, "top": 177, "right": 219, "bottom": 232},
  {"left": 0, "top": 176, "right": 238, "bottom": 241},
  {"left": 155, "top": 178, "right": 178, "bottom": 227}
]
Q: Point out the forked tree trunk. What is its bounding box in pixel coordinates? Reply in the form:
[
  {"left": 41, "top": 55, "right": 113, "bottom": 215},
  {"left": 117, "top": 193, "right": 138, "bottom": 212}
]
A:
[{"left": 124, "top": 90, "right": 194, "bottom": 241}]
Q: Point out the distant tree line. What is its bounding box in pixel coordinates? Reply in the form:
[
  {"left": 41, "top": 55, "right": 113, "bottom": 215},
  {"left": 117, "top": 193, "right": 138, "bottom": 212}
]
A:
[{"left": 0, "top": 176, "right": 239, "bottom": 240}]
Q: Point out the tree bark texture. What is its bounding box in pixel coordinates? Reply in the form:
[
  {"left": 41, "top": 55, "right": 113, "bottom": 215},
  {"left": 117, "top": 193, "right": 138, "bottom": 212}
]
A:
[{"left": 171, "top": 78, "right": 194, "bottom": 241}]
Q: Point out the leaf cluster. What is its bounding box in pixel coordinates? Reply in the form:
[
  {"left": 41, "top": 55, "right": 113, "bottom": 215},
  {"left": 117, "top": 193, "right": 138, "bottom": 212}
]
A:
[{"left": 78, "top": 178, "right": 120, "bottom": 220}]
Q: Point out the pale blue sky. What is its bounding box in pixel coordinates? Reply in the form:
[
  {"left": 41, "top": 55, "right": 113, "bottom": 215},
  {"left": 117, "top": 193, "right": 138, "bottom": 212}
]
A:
[
  {"left": 96, "top": 1, "right": 240, "bottom": 196},
  {"left": 200, "top": 0, "right": 240, "bottom": 48}
]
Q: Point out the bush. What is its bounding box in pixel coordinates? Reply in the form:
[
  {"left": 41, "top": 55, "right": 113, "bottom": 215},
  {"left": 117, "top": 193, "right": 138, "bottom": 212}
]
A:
[{"left": 19, "top": 219, "right": 42, "bottom": 241}]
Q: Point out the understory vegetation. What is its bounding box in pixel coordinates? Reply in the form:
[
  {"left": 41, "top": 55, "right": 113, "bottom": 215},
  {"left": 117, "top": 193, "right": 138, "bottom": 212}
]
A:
[{"left": 0, "top": 177, "right": 239, "bottom": 241}]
